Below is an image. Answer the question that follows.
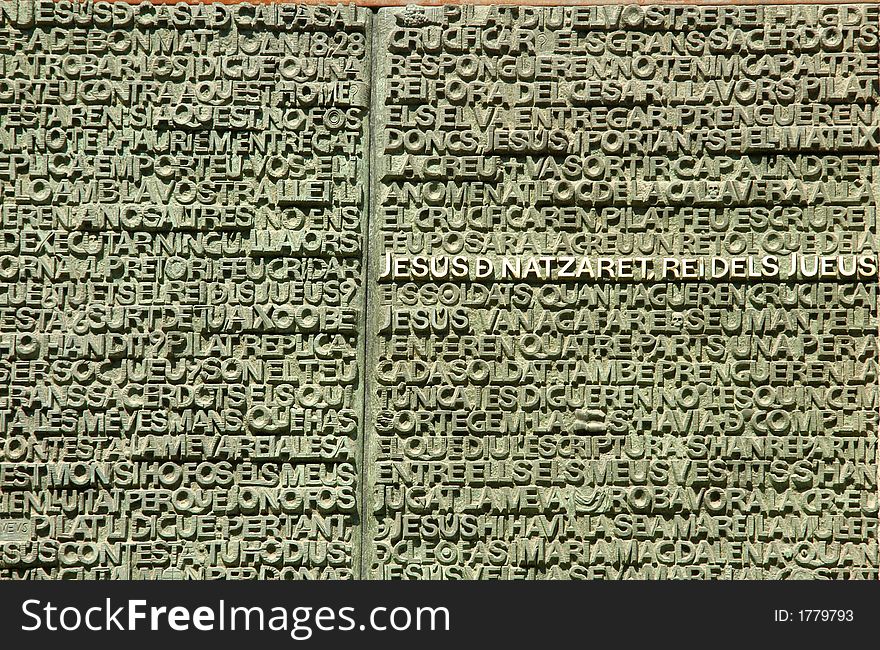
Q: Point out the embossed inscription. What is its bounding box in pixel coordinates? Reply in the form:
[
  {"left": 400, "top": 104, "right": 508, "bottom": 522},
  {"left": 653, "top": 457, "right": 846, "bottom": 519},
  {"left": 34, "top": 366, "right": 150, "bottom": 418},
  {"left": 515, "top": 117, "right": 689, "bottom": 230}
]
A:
[
  {"left": 0, "top": 0, "right": 369, "bottom": 579},
  {"left": 365, "top": 4, "right": 880, "bottom": 579},
  {"left": 0, "top": 2, "right": 878, "bottom": 581}
]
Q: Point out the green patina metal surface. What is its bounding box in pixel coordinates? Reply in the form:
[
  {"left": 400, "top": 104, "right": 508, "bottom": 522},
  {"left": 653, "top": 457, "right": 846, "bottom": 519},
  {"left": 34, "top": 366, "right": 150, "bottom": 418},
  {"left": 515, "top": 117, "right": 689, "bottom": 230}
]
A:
[{"left": 0, "top": 1, "right": 877, "bottom": 579}]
